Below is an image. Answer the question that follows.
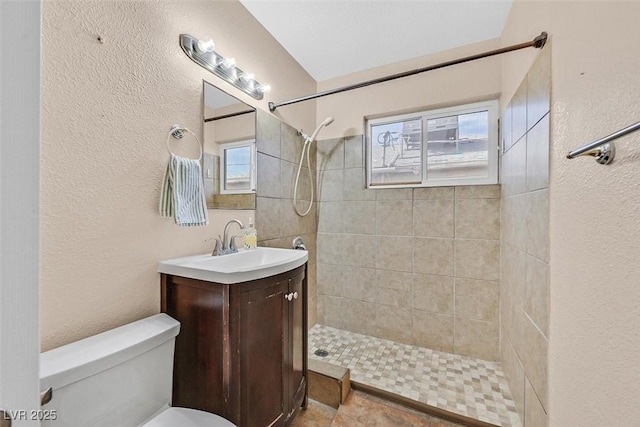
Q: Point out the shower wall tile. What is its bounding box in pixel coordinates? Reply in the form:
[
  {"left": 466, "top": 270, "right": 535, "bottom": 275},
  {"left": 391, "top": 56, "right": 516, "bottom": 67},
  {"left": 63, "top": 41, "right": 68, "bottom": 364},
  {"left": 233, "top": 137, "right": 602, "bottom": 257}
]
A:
[
  {"left": 454, "top": 318, "right": 499, "bottom": 361},
  {"left": 502, "top": 194, "right": 528, "bottom": 251},
  {"left": 318, "top": 169, "right": 344, "bottom": 202},
  {"left": 318, "top": 295, "right": 346, "bottom": 330},
  {"left": 376, "top": 200, "right": 413, "bottom": 236},
  {"left": 256, "top": 196, "right": 282, "bottom": 240},
  {"left": 343, "top": 299, "right": 377, "bottom": 336},
  {"left": 317, "top": 233, "right": 344, "bottom": 265},
  {"left": 376, "top": 269, "right": 412, "bottom": 291},
  {"left": 501, "top": 330, "right": 526, "bottom": 418},
  {"left": 455, "top": 278, "right": 499, "bottom": 323},
  {"left": 375, "top": 236, "right": 412, "bottom": 272},
  {"left": 511, "top": 79, "right": 528, "bottom": 144},
  {"left": 526, "top": 114, "right": 550, "bottom": 192},
  {"left": 455, "top": 184, "right": 500, "bottom": 199},
  {"left": 455, "top": 198, "right": 500, "bottom": 240},
  {"left": 525, "top": 254, "right": 550, "bottom": 337},
  {"left": 375, "top": 270, "right": 412, "bottom": 307},
  {"left": 344, "top": 135, "right": 364, "bottom": 168},
  {"left": 500, "top": 47, "right": 550, "bottom": 427},
  {"left": 307, "top": 262, "right": 317, "bottom": 297},
  {"left": 256, "top": 109, "right": 280, "bottom": 157},
  {"left": 501, "top": 102, "right": 513, "bottom": 153},
  {"left": 412, "top": 311, "right": 454, "bottom": 353},
  {"left": 526, "top": 189, "right": 550, "bottom": 262},
  {"left": 281, "top": 198, "right": 316, "bottom": 236},
  {"left": 454, "top": 239, "right": 500, "bottom": 281},
  {"left": 308, "top": 295, "right": 317, "bottom": 328},
  {"left": 527, "top": 44, "right": 551, "bottom": 131},
  {"left": 342, "top": 266, "right": 376, "bottom": 302},
  {"left": 317, "top": 263, "right": 343, "bottom": 297},
  {"left": 343, "top": 234, "right": 377, "bottom": 268},
  {"left": 256, "top": 153, "right": 281, "bottom": 198},
  {"left": 375, "top": 305, "right": 412, "bottom": 343},
  {"left": 343, "top": 201, "right": 376, "bottom": 234},
  {"left": 317, "top": 138, "right": 344, "bottom": 170},
  {"left": 414, "top": 237, "right": 454, "bottom": 276},
  {"left": 412, "top": 273, "right": 454, "bottom": 315},
  {"left": 343, "top": 168, "right": 375, "bottom": 201},
  {"left": 318, "top": 201, "right": 344, "bottom": 234},
  {"left": 413, "top": 199, "right": 454, "bottom": 238},
  {"left": 525, "top": 379, "right": 549, "bottom": 427},
  {"left": 280, "top": 120, "right": 304, "bottom": 163},
  {"left": 376, "top": 188, "right": 413, "bottom": 200},
  {"left": 281, "top": 160, "right": 312, "bottom": 201},
  {"left": 523, "top": 316, "right": 548, "bottom": 411},
  {"left": 413, "top": 186, "right": 454, "bottom": 200},
  {"left": 511, "top": 138, "right": 528, "bottom": 195}
]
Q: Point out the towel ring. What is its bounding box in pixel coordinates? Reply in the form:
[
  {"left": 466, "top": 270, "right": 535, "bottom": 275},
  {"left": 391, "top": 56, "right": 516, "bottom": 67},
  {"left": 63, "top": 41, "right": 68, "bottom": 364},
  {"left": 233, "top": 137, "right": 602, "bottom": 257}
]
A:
[{"left": 166, "top": 125, "right": 203, "bottom": 161}]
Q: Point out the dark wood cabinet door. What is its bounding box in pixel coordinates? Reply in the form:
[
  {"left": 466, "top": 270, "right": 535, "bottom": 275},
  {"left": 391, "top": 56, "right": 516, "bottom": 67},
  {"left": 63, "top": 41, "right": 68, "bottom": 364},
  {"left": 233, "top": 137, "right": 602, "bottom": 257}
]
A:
[
  {"left": 240, "top": 278, "right": 289, "bottom": 427},
  {"left": 288, "top": 272, "right": 306, "bottom": 417},
  {"left": 162, "top": 277, "right": 225, "bottom": 414}
]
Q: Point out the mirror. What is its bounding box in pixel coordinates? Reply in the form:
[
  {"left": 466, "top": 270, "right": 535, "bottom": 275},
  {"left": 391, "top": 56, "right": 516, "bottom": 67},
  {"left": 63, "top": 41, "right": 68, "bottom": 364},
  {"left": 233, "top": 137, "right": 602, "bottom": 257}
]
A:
[{"left": 202, "top": 81, "right": 257, "bottom": 209}]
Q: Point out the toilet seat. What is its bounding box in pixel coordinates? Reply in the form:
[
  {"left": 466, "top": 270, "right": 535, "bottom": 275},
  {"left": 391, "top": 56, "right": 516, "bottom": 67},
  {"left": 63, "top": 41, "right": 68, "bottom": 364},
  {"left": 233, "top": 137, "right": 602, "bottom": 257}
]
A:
[{"left": 142, "top": 407, "right": 236, "bottom": 427}]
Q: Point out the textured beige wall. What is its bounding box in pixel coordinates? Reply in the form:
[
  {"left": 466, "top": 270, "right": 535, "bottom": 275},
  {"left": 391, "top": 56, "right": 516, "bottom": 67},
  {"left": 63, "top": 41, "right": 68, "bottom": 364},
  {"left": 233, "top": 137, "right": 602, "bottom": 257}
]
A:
[
  {"left": 502, "top": 1, "right": 640, "bottom": 425},
  {"left": 316, "top": 38, "right": 502, "bottom": 139},
  {"left": 41, "top": 0, "right": 316, "bottom": 350}
]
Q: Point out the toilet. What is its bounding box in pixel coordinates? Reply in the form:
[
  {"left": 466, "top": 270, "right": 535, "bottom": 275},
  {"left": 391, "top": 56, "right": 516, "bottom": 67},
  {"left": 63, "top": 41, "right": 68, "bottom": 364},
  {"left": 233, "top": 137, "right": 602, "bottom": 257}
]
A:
[{"left": 40, "top": 314, "right": 235, "bottom": 427}]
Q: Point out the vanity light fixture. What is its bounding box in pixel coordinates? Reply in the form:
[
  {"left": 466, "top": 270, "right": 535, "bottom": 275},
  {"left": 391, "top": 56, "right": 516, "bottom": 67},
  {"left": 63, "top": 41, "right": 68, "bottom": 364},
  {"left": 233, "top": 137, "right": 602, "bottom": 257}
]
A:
[{"left": 179, "top": 34, "right": 269, "bottom": 100}]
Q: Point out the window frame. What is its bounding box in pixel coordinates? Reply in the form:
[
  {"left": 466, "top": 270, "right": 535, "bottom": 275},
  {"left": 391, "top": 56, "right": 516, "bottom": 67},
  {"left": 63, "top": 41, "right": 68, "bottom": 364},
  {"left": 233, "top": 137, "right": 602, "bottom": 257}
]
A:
[
  {"left": 366, "top": 100, "right": 499, "bottom": 188},
  {"left": 219, "top": 139, "right": 256, "bottom": 195}
]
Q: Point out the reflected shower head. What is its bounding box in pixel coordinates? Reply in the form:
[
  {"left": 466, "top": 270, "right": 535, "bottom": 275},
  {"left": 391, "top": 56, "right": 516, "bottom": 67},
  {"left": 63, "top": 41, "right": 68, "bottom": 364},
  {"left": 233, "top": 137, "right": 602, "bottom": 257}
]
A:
[{"left": 308, "top": 116, "right": 334, "bottom": 142}]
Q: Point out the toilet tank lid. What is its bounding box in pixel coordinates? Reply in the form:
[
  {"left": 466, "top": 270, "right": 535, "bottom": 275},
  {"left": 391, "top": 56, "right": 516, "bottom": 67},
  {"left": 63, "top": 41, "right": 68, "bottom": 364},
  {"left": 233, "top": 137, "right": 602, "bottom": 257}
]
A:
[{"left": 40, "top": 314, "right": 180, "bottom": 391}]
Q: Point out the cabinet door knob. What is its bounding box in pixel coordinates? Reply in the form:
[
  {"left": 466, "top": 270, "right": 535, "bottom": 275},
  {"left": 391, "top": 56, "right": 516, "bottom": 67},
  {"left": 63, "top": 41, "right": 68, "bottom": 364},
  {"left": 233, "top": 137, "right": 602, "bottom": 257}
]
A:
[
  {"left": 293, "top": 292, "right": 298, "bottom": 300},
  {"left": 285, "top": 292, "right": 293, "bottom": 301}
]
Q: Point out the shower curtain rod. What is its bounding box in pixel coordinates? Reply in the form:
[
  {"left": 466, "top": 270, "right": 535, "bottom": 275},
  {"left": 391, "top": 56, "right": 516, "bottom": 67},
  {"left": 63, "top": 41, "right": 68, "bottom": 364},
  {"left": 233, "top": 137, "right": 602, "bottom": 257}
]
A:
[{"left": 268, "top": 32, "right": 548, "bottom": 112}]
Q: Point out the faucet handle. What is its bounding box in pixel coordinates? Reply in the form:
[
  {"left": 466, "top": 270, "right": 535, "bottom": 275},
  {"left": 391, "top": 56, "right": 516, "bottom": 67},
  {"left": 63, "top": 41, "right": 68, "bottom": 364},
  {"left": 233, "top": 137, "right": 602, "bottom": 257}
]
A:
[
  {"left": 229, "top": 235, "right": 243, "bottom": 253},
  {"left": 206, "top": 235, "right": 224, "bottom": 256}
]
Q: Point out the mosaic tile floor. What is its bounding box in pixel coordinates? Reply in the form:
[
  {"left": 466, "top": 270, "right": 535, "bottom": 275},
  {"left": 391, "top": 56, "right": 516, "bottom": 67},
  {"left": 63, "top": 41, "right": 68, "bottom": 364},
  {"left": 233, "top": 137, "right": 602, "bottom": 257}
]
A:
[{"left": 309, "top": 324, "right": 522, "bottom": 427}]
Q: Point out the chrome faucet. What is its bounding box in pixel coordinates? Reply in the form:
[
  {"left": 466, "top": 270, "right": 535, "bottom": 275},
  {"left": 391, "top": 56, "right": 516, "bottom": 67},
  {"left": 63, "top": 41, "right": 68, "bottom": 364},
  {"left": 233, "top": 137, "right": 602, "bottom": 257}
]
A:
[
  {"left": 205, "top": 219, "right": 245, "bottom": 256},
  {"left": 223, "top": 219, "right": 245, "bottom": 253}
]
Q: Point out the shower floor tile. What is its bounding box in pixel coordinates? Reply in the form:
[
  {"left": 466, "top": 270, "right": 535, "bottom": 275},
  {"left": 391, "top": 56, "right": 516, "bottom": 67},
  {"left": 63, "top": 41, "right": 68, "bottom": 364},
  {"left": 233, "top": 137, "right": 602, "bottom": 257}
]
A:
[{"left": 309, "top": 324, "right": 522, "bottom": 427}]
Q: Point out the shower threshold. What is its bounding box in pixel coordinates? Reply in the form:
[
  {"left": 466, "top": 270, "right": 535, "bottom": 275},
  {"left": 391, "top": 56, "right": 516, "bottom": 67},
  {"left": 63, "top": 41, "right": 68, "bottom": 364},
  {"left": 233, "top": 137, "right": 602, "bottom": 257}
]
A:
[{"left": 309, "top": 324, "right": 522, "bottom": 427}]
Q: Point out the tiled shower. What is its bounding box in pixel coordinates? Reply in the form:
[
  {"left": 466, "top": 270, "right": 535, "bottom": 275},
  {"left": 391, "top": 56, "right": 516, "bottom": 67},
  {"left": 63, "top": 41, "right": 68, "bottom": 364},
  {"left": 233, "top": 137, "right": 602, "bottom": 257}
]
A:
[{"left": 256, "top": 46, "right": 551, "bottom": 426}]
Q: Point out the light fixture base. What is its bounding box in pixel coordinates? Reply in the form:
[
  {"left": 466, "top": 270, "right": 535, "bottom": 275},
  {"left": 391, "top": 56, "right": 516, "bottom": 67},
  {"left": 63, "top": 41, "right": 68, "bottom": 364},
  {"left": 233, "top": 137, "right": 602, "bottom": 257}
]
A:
[{"left": 179, "top": 34, "right": 266, "bottom": 100}]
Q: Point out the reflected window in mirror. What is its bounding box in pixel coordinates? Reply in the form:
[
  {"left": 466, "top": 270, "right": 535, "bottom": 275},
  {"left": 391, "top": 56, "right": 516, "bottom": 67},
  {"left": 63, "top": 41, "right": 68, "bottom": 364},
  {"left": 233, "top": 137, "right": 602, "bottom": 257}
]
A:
[
  {"left": 220, "top": 140, "right": 255, "bottom": 194},
  {"left": 202, "top": 80, "right": 257, "bottom": 209}
]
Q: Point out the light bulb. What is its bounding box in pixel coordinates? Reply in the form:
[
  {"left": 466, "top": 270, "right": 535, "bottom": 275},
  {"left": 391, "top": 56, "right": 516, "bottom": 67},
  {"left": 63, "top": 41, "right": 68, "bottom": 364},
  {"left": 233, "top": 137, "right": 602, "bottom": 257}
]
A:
[
  {"left": 195, "top": 38, "right": 215, "bottom": 54},
  {"left": 221, "top": 57, "right": 236, "bottom": 69},
  {"left": 240, "top": 72, "right": 255, "bottom": 82},
  {"left": 257, "top": 83, "right": 271, "bottom": 94}
]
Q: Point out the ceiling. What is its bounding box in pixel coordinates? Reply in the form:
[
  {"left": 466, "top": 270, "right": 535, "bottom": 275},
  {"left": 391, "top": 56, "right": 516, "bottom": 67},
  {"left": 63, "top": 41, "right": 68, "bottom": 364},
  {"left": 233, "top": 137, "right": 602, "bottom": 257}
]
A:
[{"left": 239, "top": 0, "right": 513, "bottom": 82}]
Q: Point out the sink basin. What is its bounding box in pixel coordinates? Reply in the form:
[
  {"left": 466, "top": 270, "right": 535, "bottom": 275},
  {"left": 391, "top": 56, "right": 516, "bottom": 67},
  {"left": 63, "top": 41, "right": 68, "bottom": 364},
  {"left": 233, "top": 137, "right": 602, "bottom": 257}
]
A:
[{"left": 158, "top": 247, "right": 308, "bottom": 284}]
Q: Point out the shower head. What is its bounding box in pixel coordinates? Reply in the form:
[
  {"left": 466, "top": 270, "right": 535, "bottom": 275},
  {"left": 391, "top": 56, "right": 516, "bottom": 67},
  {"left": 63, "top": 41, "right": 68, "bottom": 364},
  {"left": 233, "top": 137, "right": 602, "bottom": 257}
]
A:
[
  {"left": 321, "top": 116, "right": 334, "bottom": 127},
  {"left": 308, "top": 116, "right": 334, "bottom": 142}
]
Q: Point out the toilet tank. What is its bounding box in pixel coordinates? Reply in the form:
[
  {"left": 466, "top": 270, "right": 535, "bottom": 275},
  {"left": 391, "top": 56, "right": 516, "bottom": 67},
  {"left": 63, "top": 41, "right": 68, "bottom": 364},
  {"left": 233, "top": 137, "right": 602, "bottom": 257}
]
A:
[{"left": 40, "top": 314, "right": 180, "bottom": 427}]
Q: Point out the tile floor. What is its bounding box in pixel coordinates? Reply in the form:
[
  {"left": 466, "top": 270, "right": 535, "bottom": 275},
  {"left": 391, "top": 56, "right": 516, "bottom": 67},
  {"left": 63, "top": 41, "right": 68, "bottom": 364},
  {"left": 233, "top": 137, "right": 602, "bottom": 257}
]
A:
[
  {"left": 308, "top": 324, "right": 522, "bottom": 427},
  {"left": 292, "top": 391, "right": 464, "bottom": 427}
]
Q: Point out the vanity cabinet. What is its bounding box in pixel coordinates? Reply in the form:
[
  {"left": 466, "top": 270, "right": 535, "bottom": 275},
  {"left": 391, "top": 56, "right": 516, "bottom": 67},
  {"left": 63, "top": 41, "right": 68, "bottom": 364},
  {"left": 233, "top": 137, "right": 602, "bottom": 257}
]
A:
[{"left": 160, "top": 264, "right": 307, "bottom": 427}]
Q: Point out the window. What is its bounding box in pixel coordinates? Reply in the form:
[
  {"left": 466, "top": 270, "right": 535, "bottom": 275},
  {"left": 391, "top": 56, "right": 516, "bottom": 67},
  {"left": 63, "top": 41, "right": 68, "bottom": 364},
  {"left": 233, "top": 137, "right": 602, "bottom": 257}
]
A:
[
  {"left": 219, "top": 140, "right": 255, "bottom": 194},
  {"left": 366, "top": 100, "right": 498, "bottom": 188}
]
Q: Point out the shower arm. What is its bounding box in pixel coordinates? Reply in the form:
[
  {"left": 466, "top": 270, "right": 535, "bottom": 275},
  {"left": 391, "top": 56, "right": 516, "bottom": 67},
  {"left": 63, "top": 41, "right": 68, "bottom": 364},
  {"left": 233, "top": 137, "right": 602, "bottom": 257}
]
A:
[{"left": 268, "top": 32, "right": 548, "bottom": 112}]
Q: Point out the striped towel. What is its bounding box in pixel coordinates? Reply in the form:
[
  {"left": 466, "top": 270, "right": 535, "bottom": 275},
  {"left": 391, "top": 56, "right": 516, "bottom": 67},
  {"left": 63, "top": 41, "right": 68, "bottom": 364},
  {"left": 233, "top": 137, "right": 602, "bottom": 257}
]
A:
[{"left": 159, "top": 154, "right": 209, "bottom": 227}]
